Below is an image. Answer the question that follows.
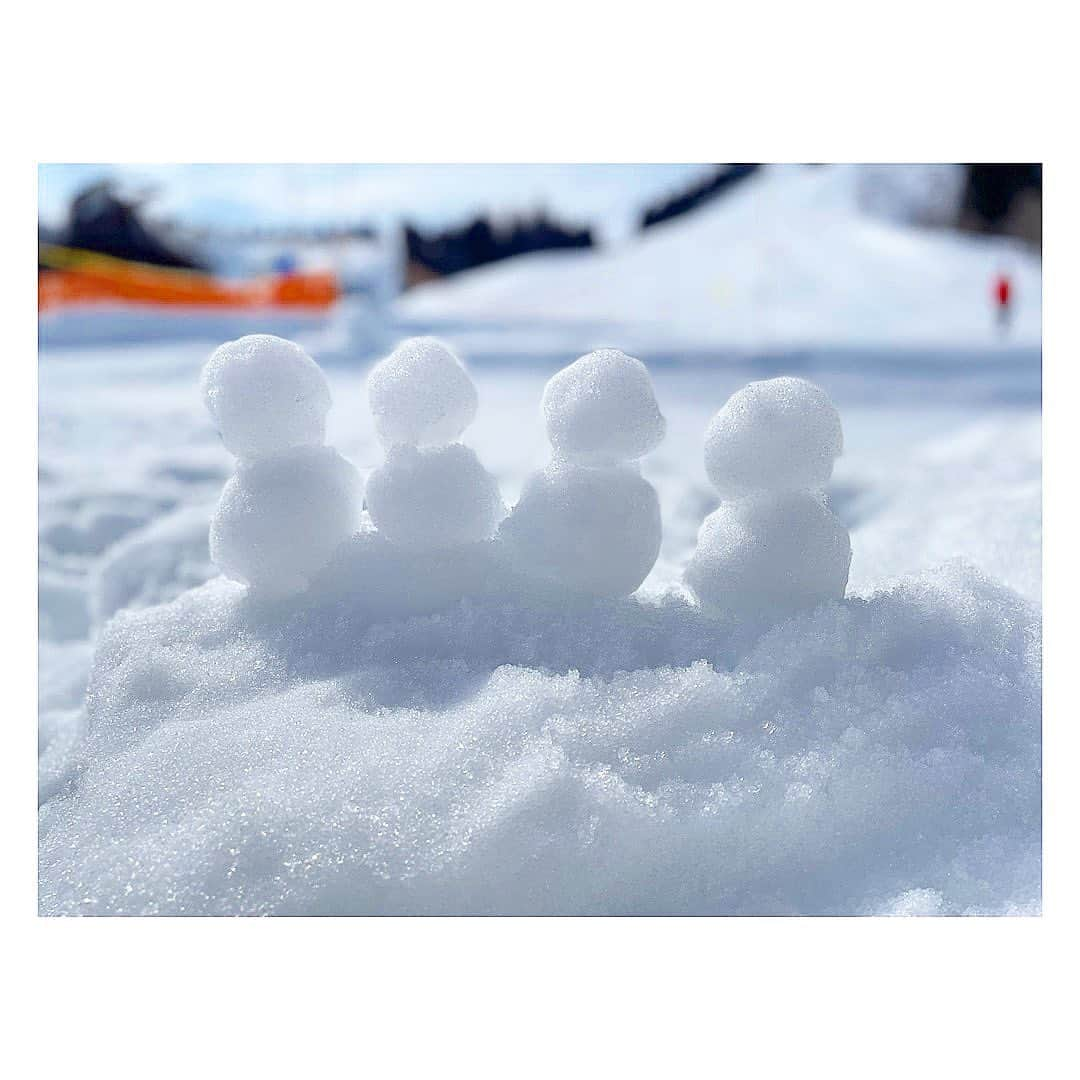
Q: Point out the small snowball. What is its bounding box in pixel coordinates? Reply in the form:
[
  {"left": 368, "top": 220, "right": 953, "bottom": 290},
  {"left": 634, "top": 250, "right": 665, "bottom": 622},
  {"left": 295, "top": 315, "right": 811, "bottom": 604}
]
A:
[
  {"left": 542, "top": 349, "right": 666, "bottom": 464},
  {"left": 366, "top": 337, "right": 478, "bottom": 448},
  {"left": 703, "top": 377, "right": 843, "bottom": 497},
  {"left": 201, "top": 335, "right": 332, "bottom": 461},
  {"left": 497, "top": 462, "right": 661, "bottom": 598},
  {"left": 365, "top": 443, "right": 504, "bottom": 551},
  {"left": 210, "top": 446, "right": 362, "bottom": 593},
  {"left": 684, "top": 491, "right": 850, "bottom": 616}
]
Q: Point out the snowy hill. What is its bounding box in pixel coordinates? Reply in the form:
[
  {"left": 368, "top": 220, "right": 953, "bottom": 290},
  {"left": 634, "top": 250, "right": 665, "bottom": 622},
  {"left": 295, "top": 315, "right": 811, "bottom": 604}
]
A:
[{"left": 397, "top": 165, "right": 1041, "bottom": 355}]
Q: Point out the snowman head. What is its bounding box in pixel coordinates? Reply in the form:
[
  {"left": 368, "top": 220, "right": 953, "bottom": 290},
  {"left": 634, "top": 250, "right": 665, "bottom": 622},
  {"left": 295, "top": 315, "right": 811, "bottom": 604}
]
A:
[
  {"left": 201, "top": 334, "right": 332, "bottom": 461},
  {"left": 541, "top": 348, "right": 666, "bottom": 466}
]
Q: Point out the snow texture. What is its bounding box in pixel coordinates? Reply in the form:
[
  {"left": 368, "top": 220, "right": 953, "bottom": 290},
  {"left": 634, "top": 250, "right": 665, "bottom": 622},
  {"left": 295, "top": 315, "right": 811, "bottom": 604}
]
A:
[
  {"left": 366, "top": 337, "right": 479, "bottom": 448},
  {"left": 542, "top": 348, "right": 666, "bottom": 465},
  {"left": 38, "top": 563, "right": 1039, "bottom": 916},
  {"left": 200, "top": 334, "right": 332, "bottom": 460}
]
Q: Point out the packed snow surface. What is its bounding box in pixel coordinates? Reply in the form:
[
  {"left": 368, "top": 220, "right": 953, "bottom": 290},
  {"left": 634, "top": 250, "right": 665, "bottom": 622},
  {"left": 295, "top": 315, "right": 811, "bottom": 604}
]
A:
[{"left": 38, "top": 327, "right": 1041, "bottom": 916}]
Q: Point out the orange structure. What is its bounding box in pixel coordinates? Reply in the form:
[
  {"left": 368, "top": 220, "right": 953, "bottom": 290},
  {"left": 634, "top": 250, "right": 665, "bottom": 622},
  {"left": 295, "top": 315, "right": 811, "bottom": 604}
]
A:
[{"left": 38, "top": 245, "right": 339, "bottom": 313}]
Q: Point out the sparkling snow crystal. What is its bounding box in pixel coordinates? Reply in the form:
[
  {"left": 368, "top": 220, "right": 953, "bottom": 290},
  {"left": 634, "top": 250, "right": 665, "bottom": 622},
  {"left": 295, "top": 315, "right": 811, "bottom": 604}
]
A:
[{"left": 39, "top": 563, "right": 1040, "bottom": 916}]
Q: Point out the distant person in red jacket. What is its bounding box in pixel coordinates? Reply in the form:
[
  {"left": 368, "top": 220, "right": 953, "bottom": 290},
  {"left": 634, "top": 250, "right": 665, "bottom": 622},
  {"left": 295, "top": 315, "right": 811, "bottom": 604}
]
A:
[{"left": 994, "top": 272, "right": 1013, "bottom": 331}]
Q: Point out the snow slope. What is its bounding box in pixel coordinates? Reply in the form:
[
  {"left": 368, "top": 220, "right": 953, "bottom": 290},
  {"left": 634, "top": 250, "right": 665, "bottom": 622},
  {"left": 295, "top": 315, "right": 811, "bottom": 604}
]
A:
[{"left": 397, "top": 166, "right": 1041, "bottom": 354}]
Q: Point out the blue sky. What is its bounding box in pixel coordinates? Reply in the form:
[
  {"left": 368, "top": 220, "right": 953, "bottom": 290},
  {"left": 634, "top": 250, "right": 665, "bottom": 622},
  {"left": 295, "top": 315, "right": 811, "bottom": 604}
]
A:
[{"left": 38, "top": 164, "right": 713, "bottom": 237}]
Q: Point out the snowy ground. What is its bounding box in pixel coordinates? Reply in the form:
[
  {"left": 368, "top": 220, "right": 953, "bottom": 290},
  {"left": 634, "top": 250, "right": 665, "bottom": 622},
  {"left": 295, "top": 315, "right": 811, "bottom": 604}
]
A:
[
  {"left": 38, "top": 320, "right": 1041, "bottom": 915},
  {"left": 37, "top": 165, "right": 1042, "bottom": 916}
]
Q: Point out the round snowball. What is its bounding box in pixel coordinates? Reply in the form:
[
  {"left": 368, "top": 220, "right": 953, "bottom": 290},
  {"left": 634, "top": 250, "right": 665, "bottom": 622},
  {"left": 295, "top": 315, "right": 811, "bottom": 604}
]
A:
[
  {"left": 704, "top": 377, "right": 843, "bottom": 498},
  {"left": 542, "top": 349, "right": 666, "bottom": 464},
  {"left": 201, "top": 334, "right": 332, "bottom": 461},
  {"left": 365, "top": 443, "right": 504, "bottom": 551},
  {"left": 684, "top": 492, "right": 851, "bottom": 617},
  {"left": 210, "top": 446, "right": 362, "bottom": 593},
  {"left": 498, "top": 463, "right": 661, "bottom": 598},
  {"left": 367, "top": 337, "right": 478, "bottom": 448}
]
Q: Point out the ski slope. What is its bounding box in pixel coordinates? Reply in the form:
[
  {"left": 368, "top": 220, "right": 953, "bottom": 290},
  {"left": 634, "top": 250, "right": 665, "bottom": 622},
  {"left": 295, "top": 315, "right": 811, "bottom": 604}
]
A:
[{"left": 398, "top": 166, "right": 1041, "bottom": 355}]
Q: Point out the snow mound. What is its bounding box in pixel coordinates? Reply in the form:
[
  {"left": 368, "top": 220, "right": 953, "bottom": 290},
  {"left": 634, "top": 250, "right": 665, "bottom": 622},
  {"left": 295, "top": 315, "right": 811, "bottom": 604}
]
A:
[
  {"left": 542, "top": 349, "right": 666, "bottom": 465},
  {"left": 365, "top": 444, "right": 505, "bottom": 551},
  {"left": 200, "top": 334, "right": 331, "bottom": 460},
  {"left": 38, "top": 563, "right": 1040, "bottom": 915},
  {"left": 366, "top": 337, "right": 479, "bottom": 448},
  {"left": 704, "top": 377, "right": 843, "bottom": 498}
]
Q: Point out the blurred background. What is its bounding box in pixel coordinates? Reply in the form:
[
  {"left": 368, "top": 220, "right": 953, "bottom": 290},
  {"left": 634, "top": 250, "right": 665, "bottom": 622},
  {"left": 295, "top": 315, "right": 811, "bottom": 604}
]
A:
[
  {"left": 37, "top": 163, "right": 1042, "bottom": 766},
  {"left": 39, "top": 163, "right": 1041, "bottom": 351}
]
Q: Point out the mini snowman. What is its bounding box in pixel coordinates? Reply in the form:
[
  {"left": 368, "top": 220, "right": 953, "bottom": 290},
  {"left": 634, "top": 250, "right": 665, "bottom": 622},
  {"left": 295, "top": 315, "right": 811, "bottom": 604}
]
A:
[
  {"left": 497, "top": 348, "right": 665, "bottom": 599},
  {"left": 363, "top": 338, "right": 504, "bottom": 550},
  {"left": 684, "top": 376, "right": 851, "bottom": 619},
  {"left": 201, "top": 334, "right": 362, "bottom": 594}
]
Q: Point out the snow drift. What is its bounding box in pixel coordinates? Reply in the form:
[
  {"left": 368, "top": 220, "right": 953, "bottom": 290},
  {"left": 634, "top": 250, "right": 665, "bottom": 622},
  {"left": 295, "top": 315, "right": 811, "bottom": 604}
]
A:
[{"left": 38, "top": 562, "right": 1040, "bottom": 916}]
